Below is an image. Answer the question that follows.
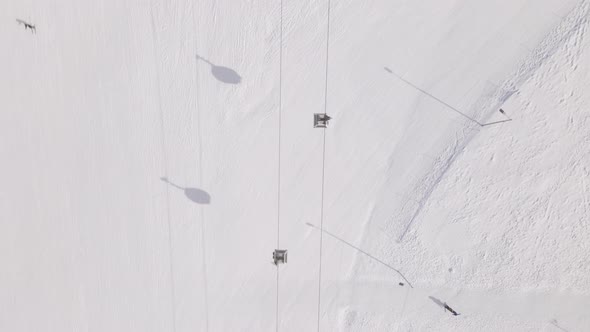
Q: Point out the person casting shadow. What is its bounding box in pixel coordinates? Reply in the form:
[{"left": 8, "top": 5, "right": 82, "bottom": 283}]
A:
[
  {"left": 429, "top": 296, "right": 460, "bottom": 316},
  {"left": 16, "top": 19, "right": 36, "bottom": 33}
]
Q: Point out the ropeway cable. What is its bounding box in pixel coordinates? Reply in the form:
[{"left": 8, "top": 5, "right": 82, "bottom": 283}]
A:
[
  {"left": 190, "top": 3, "right": 210, "bottom": 330},
  {"left": 275, "top": 1, "right": 284, "bottom": 332},
  {"left": 316, "top": 0, "right": 332, "bottom": 331},
  {"left": 149, "top": 6, "right": 177, "bottom": 332}
]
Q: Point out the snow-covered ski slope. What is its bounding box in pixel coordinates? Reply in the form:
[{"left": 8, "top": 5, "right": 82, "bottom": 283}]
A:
[{"left": 2, "top": 0, "right": 589, "bottom": 331}]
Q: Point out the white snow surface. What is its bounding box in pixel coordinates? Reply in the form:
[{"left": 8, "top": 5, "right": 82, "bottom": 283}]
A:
[{"left": 1, "top": 0, "right": 589, "bottom": 331}]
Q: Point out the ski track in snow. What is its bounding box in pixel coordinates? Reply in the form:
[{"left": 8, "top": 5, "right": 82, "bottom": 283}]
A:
[
  {"left": 398, "top": 0, "right": 590, "bottom": 245},
  {"left": 342, "top": 1, "right": 590, "bottom": 331}
]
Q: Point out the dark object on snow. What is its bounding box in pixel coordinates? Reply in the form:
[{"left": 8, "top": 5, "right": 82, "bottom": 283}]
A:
[
  {"left": 196, "top": 55, "right": 241, "bottom": 84},
  {"left": 16, "top": 19, "right": 36, "bottom": 33},
  {"left": 499, "top": 108, "right": 506, "bottom": 114},
  {"left": 314, "top": 113, "right": 332, "bottom": 128},
  {"left": 398, "top": 282, "right": 404, "bottom": 286},
  {"left": 160, "top": 177, "right": 211, "bottom": 204},
  {"left": 443, "top": 303, "right": 460, "bottom": 316},
  {"left": 273, "top": 249, "right": 288, "bottom": 265}
]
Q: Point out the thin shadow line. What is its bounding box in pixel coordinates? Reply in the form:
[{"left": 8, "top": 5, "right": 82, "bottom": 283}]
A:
[
  {"left": 195, "top": 54, "right": 214, "bottom": 66},
  {"left": 482, "top": 119, "right": 512, "bottom": 126},
  {"left": 193, "top": 8, "right": 210, "bottom": 330},
  {"left": 550, "top": 319, "right": 570, "bottom": 332},
  {"left": 317, "top": 1, "right": 333, "bottom": 331},
  {"left": 316, "top": 128, "right": 327, "bottom": 330},
  {"left": 275, "top": 2, "right": 284, "bottom": 332},
  {"left": 150, "top": 7, "right": 177, "bottom": 332},
  {"left": 306, "top": 223, "right": 414, "bottom": 288},
  {"left": 384, "top": 68, "right": 483, "bottom": 127},
  {"left": 161, "top": 178, "right": 183, "bottom": 191},
  {"left": 399, "top": 285, "right": 410, "bottom": 317},
  {"left": 276, "top": 266, "right": 280, "bottom": 332}
]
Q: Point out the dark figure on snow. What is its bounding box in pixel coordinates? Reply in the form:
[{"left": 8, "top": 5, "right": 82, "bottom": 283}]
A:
[
  {"left": 443, "top": 303, "right": 460, "bottom": 316},
  {"left": 16, "top": 19, "right": 36, "bottom": 33}
]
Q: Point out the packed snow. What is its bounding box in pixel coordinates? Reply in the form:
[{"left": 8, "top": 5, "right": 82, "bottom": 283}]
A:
[{"left": 1, "top": 0, "right": 589, "bottom": 331}]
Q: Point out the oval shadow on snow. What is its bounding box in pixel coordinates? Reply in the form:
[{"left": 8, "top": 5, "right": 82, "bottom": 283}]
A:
[
  {"left": 183, "top": 187, "right": 211, "bottom": 204},
  {"left": 196, "top": 54, "right": 242, "bottom": 84},
  {"left": 211, "top": 66, "right": 241, "bottom": 84},
  {"left": 160, "top": 177, "right": 211, "bottom": 204}
]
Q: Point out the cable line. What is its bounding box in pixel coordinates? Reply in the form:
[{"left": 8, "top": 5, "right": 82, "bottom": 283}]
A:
[
  {"left": 316, "top": 1, "right": 332, "bottom": 331},
  {"left": 275, "top": 1, "right": 285, "bottom": 332}
]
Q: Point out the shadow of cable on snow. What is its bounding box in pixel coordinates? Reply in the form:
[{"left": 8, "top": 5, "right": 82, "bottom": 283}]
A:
[
  {"left": 196, "top": 54, "right": 242, "bottom": 84},
  {"left": 305, "top": 222, "right": 413, "bottom": 288},
  {"left": 481, "top": 119, "right": 512, "bottom": 126},
  {"left": 160, "top": 177, "right": 211, "bottom": 204},
  {"left": 550, "top": 319, "right": 570, "bottom": 332},
  {"left": 384, "top": 67, "right": 513, "bottom": 127},
  {"left": 383, "top": 67, "right": 482, "bottom": 126}
]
